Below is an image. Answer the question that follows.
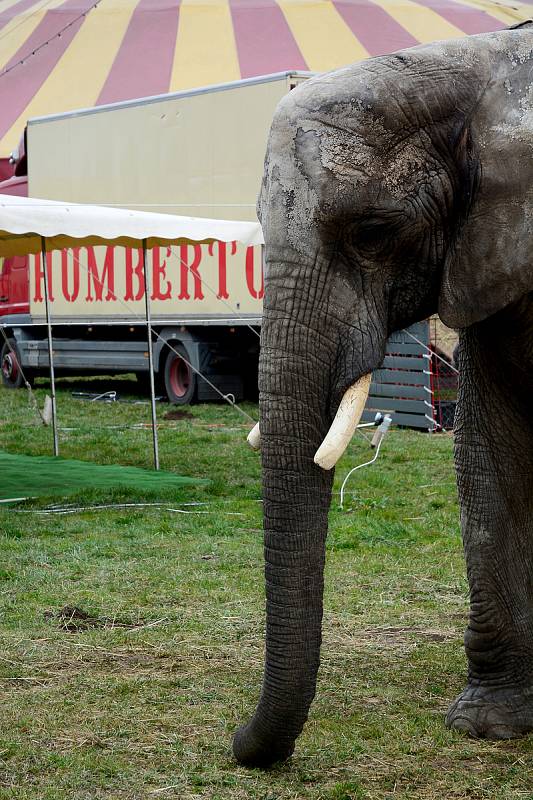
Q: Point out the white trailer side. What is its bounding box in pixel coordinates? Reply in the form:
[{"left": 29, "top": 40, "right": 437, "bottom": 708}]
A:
[{"left": 27, "top": 72, "right": 312, "bottom": 221}]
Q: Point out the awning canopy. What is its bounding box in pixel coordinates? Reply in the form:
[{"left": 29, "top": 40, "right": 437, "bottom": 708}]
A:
[
  {"left": 0, "top": 193, "right": 264, "bottom": 257},
  {"left": 0, "top": 0, "right": 529, "bottom": 156}
]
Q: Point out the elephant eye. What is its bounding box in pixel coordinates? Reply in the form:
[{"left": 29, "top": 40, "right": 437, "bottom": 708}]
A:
[{"left": 352, "top": 219, "right": 391, "bottom": 255}]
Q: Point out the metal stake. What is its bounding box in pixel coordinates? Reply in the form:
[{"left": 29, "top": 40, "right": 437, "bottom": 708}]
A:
[
  {"left": 142, "top": 240, "right": 160, "bottom": 471},
  {"left": 41, "top": 237, "right": 59, "bottom": 456}
]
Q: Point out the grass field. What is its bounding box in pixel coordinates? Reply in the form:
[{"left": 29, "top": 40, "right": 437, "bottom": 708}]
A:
[{"left": 0, "top": 376, "right": 531, "bottom": 800}]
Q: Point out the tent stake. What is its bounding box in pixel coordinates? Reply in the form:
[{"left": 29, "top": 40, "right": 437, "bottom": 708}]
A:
[
  {"left": 41, "top": 237, "right": 59, "bottom": 456},
  {"left": 142, "top": 240, "right": 160, "bottom": 471}
]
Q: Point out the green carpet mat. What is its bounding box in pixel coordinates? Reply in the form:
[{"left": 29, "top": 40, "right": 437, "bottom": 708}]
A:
[{"left": 0, "top": 451, "right": 202, "bottom": 501}]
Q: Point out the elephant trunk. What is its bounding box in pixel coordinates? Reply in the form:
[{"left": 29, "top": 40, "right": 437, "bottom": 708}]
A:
[
  {"left": 233, "top": 304, "right": 340, "bottom": 767},
  {"left": 232, "top": 243, "right": 387, "bottom": 767}
]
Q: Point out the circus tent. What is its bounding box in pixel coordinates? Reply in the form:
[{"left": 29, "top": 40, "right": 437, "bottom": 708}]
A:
[{"left": 0, "top": 0, "right": 530, "bottom": 157}]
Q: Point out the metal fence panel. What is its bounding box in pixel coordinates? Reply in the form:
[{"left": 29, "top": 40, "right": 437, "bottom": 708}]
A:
[{"left": 362, "top": 321, "right": 434, "bottom": 431}]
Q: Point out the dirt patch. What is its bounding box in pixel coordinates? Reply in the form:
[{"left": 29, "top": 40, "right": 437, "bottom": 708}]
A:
[
  {"left": 44, "top": 605, "right": 142, "bottom": 632},
  {"left": 163, "top": 409, "right": 194, "bottom": 420}
]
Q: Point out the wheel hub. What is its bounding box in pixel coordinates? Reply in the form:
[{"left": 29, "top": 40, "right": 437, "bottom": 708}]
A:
[
  {"left": 2, "top": 352, "right": 17, "bottom": 381},
  {"left": 169, "top": 357, "right": 190, "bottom": 397}
]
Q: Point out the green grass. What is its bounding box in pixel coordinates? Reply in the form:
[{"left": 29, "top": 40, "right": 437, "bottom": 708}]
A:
[{"left": 0, "top": 375, "right": 531, "bottom": 800}]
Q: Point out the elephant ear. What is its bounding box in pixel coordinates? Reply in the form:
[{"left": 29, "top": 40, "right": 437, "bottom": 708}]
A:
[{"left": 439, "top": 44, "right": 533, "bottom": 329}]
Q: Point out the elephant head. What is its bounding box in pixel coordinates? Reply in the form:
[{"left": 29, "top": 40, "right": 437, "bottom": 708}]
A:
[{"left": 233, "top": 24, "right": 533, "bottom": 767}]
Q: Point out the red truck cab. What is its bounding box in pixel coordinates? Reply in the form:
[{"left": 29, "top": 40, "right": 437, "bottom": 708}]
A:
[
  {"left": 0, "top": 134, "right": 31, "bottom": 388},
  {"left": 0, "top": 256, "right": 30, "bottom": 316},
  {"left": 0, "top": 133, "right": 30, "bottom": 319}
]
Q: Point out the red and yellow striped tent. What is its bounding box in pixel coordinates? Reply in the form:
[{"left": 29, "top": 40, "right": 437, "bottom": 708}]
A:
[{"left": 0, "top": 0, "right": 530, "bottom": 156}]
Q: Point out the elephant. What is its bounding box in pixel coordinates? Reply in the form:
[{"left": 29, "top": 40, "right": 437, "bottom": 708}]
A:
[{"left": 232, "top": 22, "right": 533, "bottom": 768}]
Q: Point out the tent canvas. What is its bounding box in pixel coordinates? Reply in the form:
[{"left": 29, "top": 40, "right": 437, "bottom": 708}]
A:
[
  {"left": 0, "top": 0, "right": 520, "bottom": 158},
  {"left": 0, "top": 193, "right": 263, "bottom": 257}
]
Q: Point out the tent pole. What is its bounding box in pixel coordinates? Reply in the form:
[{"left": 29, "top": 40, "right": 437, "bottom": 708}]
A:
[
  {"left": 41, "top": 237, "right": 59, "bottom": 457},
  {"left": 142, "top": 240, "right": 160, "bottom": 471}
]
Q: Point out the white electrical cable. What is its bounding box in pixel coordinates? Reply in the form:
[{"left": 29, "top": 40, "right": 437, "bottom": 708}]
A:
[
  {"left": 339, "top": 436, "right": 384, "bottom": 510},
  {"left": 89, "top": 391, "right": 117, "bottom": 402},
  {"left": 338, "top": 413, "right": 392, "bottom": 508},
  {"left": 11, "top": 502, "right": 243, "bottom": 516}
]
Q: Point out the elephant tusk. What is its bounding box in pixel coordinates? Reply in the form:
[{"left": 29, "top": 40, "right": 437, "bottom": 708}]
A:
[
  {"left": 247, "top": 422, "right": 261, "bottom": 450},
  {"left": 314, "top": 373, "right": 372, "bottom": 470}
]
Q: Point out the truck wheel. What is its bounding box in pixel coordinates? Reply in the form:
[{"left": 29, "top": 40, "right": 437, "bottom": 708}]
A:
[
  {"left": 164, "top": 345, "right": 196, "bottom": 405},
  {"left": 1, "top": 339, "right": 24, "bottom": 389}
]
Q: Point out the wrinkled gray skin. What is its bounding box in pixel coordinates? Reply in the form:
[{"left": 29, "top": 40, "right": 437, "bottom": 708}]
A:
[{"left": 233, "top": 25, "right": 533, "bottom": 768}]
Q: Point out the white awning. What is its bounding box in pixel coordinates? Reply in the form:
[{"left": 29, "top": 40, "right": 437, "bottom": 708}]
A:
[{"left": 0, "top": 194, "right": 264, "bottom": 257}]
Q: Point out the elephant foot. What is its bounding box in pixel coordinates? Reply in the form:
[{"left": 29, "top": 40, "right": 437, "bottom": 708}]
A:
[
  {"left": 233, "top": 720, "right": 295, "bottom": 768},
  {"left": 446, "top": 684, "right": 533, "bottom": 739}
]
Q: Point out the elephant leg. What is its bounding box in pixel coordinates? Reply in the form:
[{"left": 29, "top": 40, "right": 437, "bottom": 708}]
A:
[{"left": 446, "top": 302, "right": 533, "bottom": 739}]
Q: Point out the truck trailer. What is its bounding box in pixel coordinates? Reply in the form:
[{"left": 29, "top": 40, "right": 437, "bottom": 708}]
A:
[{"left": 0, "top": 71, "right": 311, "bottom": 403}]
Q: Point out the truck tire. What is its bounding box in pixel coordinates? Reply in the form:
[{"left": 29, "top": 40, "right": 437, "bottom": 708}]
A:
[
  {"left": 164, "top": 344, "right": 197, "bottom": 405},
  {"left": 1, "top": 339, "right": 25, "bottom": 389}
]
